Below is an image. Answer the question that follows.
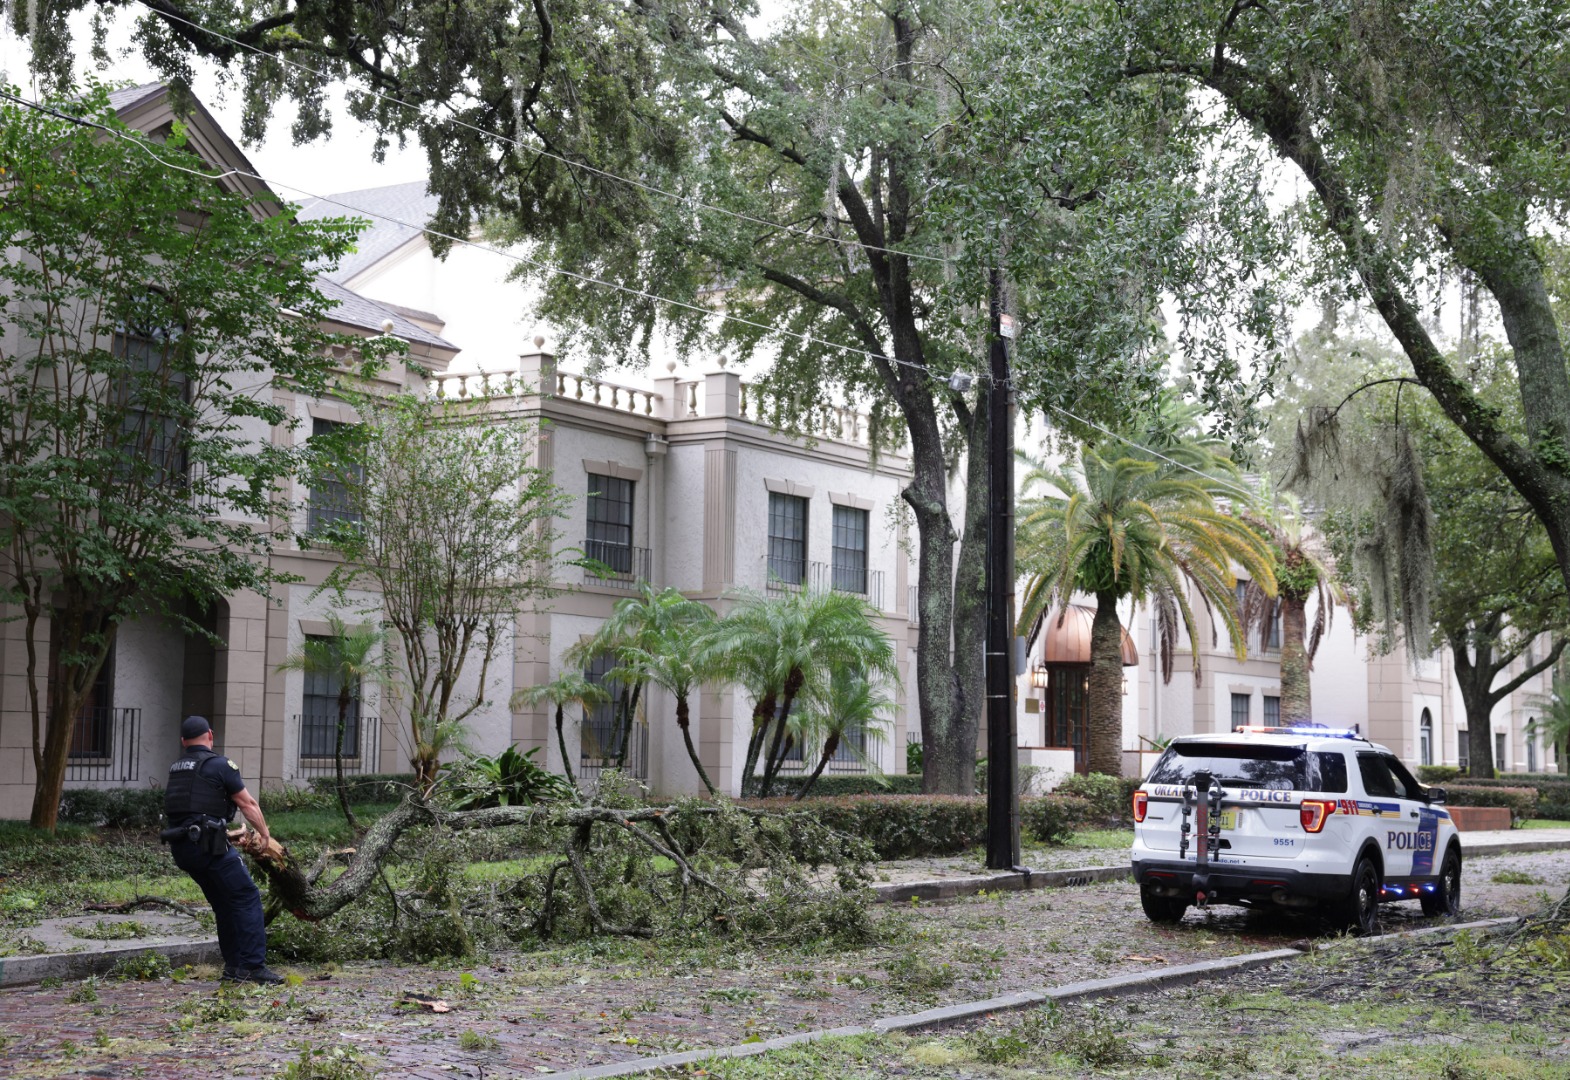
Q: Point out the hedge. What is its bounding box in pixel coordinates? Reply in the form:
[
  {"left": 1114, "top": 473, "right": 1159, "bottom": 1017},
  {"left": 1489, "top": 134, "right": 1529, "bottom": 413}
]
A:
[
  {"left": 1443, "top": 784, "right": 1539, "bottom": 823},
  {"left": 1054, "top": 773, "right": 1140, "bottom": 827},
  {"left": 1438, "top": 775, "right": 1570, "bottom": 820},
  {"left": 57, "top": 787, "right": 164, "bottom": 829},
  {"left": 746, "top": 793, "right": 1095, "bottom": 859},
  {"left": 1417, "top": 765, "right": 1462, "bottom": 784}
]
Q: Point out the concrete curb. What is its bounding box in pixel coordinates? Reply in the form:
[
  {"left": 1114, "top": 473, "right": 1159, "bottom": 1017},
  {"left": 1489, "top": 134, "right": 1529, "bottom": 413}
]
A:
[
  {"left": 1465, "top": 838, "right": 1570, "bottom": 857},
  {"left": 538, "top": 914, "right": 1522, "bottom": 1079},
  {"left": 0, "top": 939, "right": 222, "bottom": 988},
  {"left": 873, "top": 863, "right": 1129, "bottom": 903}
]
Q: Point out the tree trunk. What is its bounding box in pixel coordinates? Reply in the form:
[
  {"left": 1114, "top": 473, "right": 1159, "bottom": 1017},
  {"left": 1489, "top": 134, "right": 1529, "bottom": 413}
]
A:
[
  {"left": 795, "top": 732, "right": 840, "bottom": 801},
  {"left": 675, "top": 693, "right": 716, "bottom": 797},
  {"left": 334, "top": 687, "right": 359, "bottom": 832},
  {"left": 1201, "top": 66, "right": 1570, "bottom": 609},
  {"left": 29, "top": 607, "right": 117, "bottom": 832},
  {"left": 759, "top": 668, "right": 805, "bottom": 798},
  {"left": 739, "top": 693, "right": 776, "bottom": 798},
  {"left": 1086, "top": 592, "right": 1126, "bottom": 777},
  {"left": 1278, "top": 594, "right": 1311, "bottom": 724},
  {"left": 1449, "top": 632, "right": 1497, "bottom": 780},
  {"left": 555, "top": 703, "right": 578, "bottom": 792}
]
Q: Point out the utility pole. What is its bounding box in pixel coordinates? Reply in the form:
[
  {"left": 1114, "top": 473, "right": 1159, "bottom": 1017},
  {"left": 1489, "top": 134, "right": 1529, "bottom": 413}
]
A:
[{"left": 984, "top": 267, "right": 1022, "bottom": 871}]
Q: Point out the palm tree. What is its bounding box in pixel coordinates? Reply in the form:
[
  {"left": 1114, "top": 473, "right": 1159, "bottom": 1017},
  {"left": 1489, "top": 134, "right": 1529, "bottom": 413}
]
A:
[
  {"left": 793, "top": 668, "right": 896, "bottom": 800},
  {"left": 510, "top": 672, "right": 610, "bottom": 793},
  {"left": 275, "top": 613, "right": 393, "bottom": 831},
  {"left": 1017, "top": 444, "right": 1276, "bottom": 775},
  {"left": 566, "top": 583, "right": 719, "bottom": 790},
  {"left": 702, "top": 587, "right": 897, "bottom": 797},
  {"left": 1237, "top": 490, "right": 1346, "bottom": 724},
  {"left": 1527, "top": 668, "right": 1570, "bottom": 776}
]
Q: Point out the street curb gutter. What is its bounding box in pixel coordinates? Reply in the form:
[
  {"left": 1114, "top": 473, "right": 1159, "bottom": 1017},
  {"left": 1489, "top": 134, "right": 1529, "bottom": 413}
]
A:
[
  {"left": 873, "top": 863, "right": 1129, "bottom": 903},
  {"left": 0, "top": 939, "right": 222, "bottom": 988},
  {"left": 541, "top": 915, "right": 1519, "bottom": 1079}
]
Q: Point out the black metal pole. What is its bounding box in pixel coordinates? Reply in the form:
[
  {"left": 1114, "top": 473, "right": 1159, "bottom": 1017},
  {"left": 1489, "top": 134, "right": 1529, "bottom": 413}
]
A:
[{"left": 985, "top": 268, "right": 1021, "bottom": 871}]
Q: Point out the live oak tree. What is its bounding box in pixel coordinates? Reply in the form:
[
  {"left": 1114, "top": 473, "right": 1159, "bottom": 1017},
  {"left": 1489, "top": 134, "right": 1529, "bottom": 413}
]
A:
[
  {"left": 314, "top": 392, "right": 569, "bottom": 790},
  {"left": 0, "top": 84, "right": 386, "bottom": 831},
  {"left": 1119, "top": 0, "right": 1570, "bottom": 610},
  {"left": 16, "top": 0, "right": 1284, "bottom": 794},
  {"left": 1273, "top": 326, "right": 1570, "bottom": 778}
]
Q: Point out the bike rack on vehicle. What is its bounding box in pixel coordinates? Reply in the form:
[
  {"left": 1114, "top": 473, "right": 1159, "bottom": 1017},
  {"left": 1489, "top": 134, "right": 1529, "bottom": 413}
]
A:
[{"left": 1177, "top": 771, "right": 1226, "bottom": 907}]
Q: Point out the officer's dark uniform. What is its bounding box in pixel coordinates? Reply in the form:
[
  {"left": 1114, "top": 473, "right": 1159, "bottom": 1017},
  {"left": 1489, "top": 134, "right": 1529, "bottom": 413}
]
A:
[{"left": 164, "top": 738, "right": 268, "bottom": 974}]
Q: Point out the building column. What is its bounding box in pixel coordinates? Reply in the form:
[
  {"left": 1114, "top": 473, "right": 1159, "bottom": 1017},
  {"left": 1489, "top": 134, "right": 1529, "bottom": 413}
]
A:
[{"left": 216, "top": 590, "right": 271, "bottom": 787}]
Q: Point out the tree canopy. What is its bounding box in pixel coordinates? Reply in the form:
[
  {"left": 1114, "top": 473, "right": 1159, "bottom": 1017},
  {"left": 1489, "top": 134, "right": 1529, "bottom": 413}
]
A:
[{"left": 0, "top": 82, "right": 390, "bottom": 830}]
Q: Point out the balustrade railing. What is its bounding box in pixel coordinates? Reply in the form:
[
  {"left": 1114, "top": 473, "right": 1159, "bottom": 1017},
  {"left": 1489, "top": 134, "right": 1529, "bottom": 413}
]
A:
[
  {"left": 295, "top": 713, "right": 381, "bottom": 778},
  {"left": 582, "top": 540, "right": 652, "bottom": 590},
  {"left": 65, "top": 707, "right": 141, "bottom": 784}
]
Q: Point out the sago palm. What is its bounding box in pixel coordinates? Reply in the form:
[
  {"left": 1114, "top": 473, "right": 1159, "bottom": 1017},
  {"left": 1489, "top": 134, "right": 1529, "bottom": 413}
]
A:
[
  {"left": 792, "top": 668, "right": 896, "bottom": 800},
  {"left": 275, "top": 612, "right": 393, "bottom": 831},
  {"left": 701, "top": 587, "right": 897, "bottom": 797},
  {"left": 1017, "top": 445, "right": 1276, "bottom": 775},
  {"left": 510, "top": 672, "right": 610, "bottom": 793}
]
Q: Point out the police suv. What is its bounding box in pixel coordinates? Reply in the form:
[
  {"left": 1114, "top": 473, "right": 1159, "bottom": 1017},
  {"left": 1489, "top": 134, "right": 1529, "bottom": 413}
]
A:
[{"left": 1130, "top": 726, "right": 1462, "bottom": 933}]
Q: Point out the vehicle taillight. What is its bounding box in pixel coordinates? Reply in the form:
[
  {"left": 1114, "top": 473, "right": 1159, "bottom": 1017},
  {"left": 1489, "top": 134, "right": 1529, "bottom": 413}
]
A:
[
  {"left": 1300, "top": 799, "right": 1336, "bottom": 833},
  {"left": 1133, "top": 790, "right": 1148, "bottom": 823}
]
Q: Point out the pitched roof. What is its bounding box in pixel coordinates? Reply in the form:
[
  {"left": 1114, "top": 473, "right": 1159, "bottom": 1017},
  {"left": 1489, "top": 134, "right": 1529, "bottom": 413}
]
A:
[
  {"left": 107, "top": 83, "right": 166, "bottom": 112},
  {"left": 296, "top": 182, "right": 439, "bottom": 284},
  {"left": 314, "top": 277, "right": 455, "bottom": 350}
]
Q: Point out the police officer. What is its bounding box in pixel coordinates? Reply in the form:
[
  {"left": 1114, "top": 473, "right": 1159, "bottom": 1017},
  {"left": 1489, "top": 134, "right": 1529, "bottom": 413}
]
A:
[{"left": 163, "top": 715, "right": 284, "bottom": 984}]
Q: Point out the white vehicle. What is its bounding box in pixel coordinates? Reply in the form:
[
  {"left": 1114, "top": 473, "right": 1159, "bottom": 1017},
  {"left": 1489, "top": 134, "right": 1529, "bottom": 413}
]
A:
[{"left": 1130, "top": 726, "right": 1462, "bottom": 933}]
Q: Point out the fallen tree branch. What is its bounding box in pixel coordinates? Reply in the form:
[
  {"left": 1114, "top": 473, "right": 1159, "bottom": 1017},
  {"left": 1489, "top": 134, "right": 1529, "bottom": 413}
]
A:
[{"left": 84, "top": 897, "right": 207, "bottom": 919}]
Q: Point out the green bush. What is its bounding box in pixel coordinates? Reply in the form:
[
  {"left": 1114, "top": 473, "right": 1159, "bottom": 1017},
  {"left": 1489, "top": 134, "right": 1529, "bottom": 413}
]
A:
[
  {"left": 1417, "top": 765, "right": 1463, "bottom": 784},
  {"left": 769, "top": 774, "right": 925, "bottom": 798},
  {"left": 1020, "top": 794, "right": 1095, "bottom": 844},
  {"left": 1444, "top": 785, "right": 1539, "bottom": 822},
  {"left": 307, "top": 773, "right": 416, "bottom": 801},
  {"left": 56, "top": 788, "right": 164, "bottom": 829},
  {"left": 1440, "top": 776, "right": 1570, "bottom": 820},
  {"left": 1053, "top": 773, "right": 1139, "bottom": 826},
  {"left": 448, "top": 746, "right": 575, "bottom": 810},
  {"left": 752, "top": 793, "right": 1095, "bottom": 858}
]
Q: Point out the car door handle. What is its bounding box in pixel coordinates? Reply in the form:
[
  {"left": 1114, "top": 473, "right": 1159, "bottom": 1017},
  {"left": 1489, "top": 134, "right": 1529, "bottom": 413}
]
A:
[{"left": 1409, "top": 812, "right": 1419, "bottom": 819}]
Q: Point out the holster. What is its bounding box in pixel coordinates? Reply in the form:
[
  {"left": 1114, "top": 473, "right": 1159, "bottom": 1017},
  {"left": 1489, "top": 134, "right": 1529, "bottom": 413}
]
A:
[{"left": 159, "top": 824, "right": 201, "bottom": 845}]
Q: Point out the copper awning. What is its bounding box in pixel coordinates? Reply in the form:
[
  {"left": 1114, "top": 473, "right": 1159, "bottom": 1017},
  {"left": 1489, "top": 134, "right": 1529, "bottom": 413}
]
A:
[{"left": 1040, "top": 605, "right": 1140, "bottom": 667}]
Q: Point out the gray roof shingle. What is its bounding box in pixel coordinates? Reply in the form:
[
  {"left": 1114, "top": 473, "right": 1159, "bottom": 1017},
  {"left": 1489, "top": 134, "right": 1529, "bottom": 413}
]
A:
[
  {"left": 107, "top": 83, "right": 166, "bottom": 112},
  {"left": 315, "top": 277, "right": 455, "bottom": 350},
  {"left": 296, "top": 182, "right": 439, "bottom": 284}
]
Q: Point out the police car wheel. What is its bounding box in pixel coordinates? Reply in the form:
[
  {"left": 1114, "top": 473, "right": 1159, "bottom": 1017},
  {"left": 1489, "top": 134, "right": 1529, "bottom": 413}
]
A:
[
  {"left": 1139, "top": 888, "right": 1188, "bottom": 924},
  {"left": 1338, "top": 856, "right": 1381, "bottom": 936},
  {"left": 1420, "top": 847, "right": 1462, "bottom": 918}
]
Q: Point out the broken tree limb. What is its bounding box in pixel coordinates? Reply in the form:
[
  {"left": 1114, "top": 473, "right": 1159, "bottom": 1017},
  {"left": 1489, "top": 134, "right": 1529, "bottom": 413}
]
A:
[{"left": 84, "top": 897, "right": 207, "bottom": 919}]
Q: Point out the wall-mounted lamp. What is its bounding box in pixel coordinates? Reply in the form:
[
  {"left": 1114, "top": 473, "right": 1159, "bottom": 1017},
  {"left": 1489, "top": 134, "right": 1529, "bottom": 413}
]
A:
[{"left": 1029, "top": 662, "right": 1050, "bottom": 690}]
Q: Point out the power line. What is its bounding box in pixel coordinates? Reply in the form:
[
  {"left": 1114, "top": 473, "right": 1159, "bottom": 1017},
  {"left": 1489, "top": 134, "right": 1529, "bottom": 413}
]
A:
[
  {"left": 135, "top": 0, "right": 969, "bottom": 270},
  {"left": 1046, "top": 401, "right": 1261, "bottom": 505},
  {"left": 0, "top": 86, "right": 979, "bottom": 384}
]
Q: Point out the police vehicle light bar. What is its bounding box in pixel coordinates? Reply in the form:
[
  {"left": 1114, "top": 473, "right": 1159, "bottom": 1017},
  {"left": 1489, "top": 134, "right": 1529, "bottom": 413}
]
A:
[{"left": 1237, "top": 725, "right": 1365, "bottom": 739}]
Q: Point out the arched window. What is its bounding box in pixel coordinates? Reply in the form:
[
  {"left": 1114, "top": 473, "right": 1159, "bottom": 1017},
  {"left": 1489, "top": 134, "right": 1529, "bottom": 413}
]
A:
[{"left": 1419, "top": 708, "right": 1433, "bottom": 767}]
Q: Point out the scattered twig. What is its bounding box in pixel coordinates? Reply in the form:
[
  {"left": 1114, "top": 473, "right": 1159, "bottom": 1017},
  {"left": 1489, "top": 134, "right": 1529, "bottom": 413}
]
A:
[{"left": 84, "top": 896, "right": 206, "bottom": 919}]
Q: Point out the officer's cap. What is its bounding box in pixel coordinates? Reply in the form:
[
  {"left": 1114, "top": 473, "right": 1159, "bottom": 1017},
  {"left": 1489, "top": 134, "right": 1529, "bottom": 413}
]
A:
[{"left": 180, "top": 715, "right": 212, "bottom": 740}]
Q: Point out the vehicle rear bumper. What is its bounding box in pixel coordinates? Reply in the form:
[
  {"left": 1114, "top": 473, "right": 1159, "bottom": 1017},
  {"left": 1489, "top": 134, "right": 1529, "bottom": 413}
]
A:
[{"left": 1133, "top": 859, "right": 1351, "bottom": 905}]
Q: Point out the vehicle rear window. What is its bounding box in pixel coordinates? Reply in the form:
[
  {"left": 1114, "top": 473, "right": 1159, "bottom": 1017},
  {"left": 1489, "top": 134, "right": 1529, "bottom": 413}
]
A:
[{"left": 1147, "top": 743, "right": 1349, "bottom": 793}]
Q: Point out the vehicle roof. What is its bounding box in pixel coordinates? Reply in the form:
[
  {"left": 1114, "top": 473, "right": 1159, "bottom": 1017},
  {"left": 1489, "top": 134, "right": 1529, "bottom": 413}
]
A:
[{"left": 1167, "top": 731, "right": 1396, "bottom": 756}]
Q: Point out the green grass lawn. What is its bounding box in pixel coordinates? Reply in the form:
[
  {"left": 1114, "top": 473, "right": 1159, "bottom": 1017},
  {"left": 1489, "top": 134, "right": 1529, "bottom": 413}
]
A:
[{"left": 1521, "top": 818, "right": 1570, "bottom": 830}]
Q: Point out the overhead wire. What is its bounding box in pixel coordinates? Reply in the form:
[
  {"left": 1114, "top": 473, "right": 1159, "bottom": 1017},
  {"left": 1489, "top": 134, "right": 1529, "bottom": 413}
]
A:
[
  {"left": 0, "top": 86, "right": 982, "bottom": 383},
  {"left": 134, "top": 0, "right": 971, "bottom": 270}
]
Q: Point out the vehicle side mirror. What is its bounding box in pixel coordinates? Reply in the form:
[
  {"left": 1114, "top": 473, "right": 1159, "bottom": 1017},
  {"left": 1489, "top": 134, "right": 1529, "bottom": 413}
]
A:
[{"left": 1427, "top": 786, "right": 1447, "bottom": 806}]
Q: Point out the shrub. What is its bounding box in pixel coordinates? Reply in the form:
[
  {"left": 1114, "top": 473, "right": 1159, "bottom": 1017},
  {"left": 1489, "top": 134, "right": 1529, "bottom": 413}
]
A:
[
  {"left": 1020, "top": 795, "right": 1095, "bottom": 844},
  {"left": 447, "top": 746, "right": 574, "bottom": 810},
  {"left": 1439, "top": 776, "right": 1570, "bottom": 820},
  {"left": 753, "top": 793, "right": 1095, "bottom": 858},
  {"left": 1053, "top": 773, "right": 1139, "bottom": 826},
  {"left": 1444, "top": 785, "right": 1539, "bottom": 822},
  {"left": 56, "top": 788, "right": 164, "bottom": 830},
  {"left": 1417, "top": 765, "right": 1463, "bottom": 784}
]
